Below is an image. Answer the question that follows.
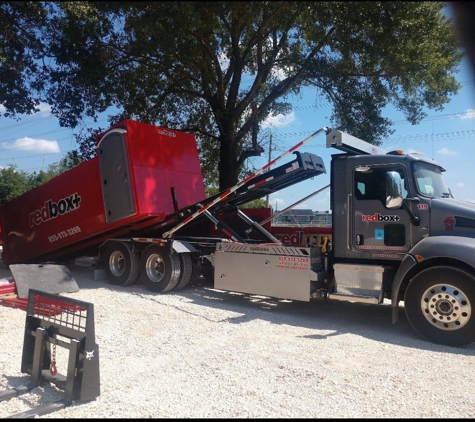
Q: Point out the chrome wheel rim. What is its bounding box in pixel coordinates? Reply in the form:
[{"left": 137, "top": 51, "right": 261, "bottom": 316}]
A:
[
  {"left": 146, "top": 253, "right": 165, "bottom": 283},
  {"left": 109, "top": 251, "right": 125, "bottom": 277},
  {"left": 421, "top": 283, "right": 471, "bottom": 331}
]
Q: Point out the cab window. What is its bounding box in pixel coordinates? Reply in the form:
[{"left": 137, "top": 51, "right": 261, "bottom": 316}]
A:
[{"left": 354, "top": 165, "right": 407, "bottom": 206}]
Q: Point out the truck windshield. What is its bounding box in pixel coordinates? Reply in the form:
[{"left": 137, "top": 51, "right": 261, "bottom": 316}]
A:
[{"left": 412, "top": 161, "right": 452, "bottom": 198}]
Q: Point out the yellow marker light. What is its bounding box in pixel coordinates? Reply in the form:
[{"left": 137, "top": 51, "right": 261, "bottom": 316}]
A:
[{"left": 414, "top": 254, "right": 424, "bottom": 262}]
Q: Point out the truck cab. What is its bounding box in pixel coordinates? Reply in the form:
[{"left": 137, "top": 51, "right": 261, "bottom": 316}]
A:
[
  {"left": 331, "top": 150, "right": 456, "bottom": 261},
  {"left": 327, "top": 129, "right": 475, "bottom": 264},
  {"left": 326, "top": 130, "right": 475, "bottom": 347}
]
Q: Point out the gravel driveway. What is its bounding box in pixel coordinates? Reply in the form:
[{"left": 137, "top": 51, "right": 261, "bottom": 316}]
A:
[{"left": 1, "top": 256, "right": 475, "bottom": 418}]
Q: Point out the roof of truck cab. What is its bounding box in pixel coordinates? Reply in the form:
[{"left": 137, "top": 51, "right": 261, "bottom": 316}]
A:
[{"left": 338, "top": 151, "right": 446, "bottom": 171}]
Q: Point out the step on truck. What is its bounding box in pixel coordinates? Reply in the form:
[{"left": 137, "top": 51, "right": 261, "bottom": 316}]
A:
[{"left": 2, "top": 119, "right": 475, "bottom": 348}]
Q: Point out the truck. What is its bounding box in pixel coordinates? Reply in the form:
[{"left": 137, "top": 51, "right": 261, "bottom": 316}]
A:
[{"left": 1, "top": 118, "right": 475, "bottom": 348}]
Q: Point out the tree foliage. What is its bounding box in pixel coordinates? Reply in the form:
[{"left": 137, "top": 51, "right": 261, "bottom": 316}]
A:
[
  {"left": 0, "top": 165, "right": 33, "bottom": 205},
  {"left": 0, "top": 1, "right": 49, "bottom": 117},
  {"left": 205, "top": 186, "right": 266, "bottom": 208},
  {"left": 28, "top": 150, "right": 83, "bottom": 187},
  {"left": 0, "top": 1, "right": 463, "bottom": 191},
  {"left": 0, "top": 151, "right": 82, "bottom": 205}
]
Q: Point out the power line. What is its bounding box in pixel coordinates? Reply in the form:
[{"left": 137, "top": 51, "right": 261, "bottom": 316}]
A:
[
  {"left": 6, "top": 126, "right": 471, "bottom": 162},
  {"left": 0, "top": 111, "right": 47, "bottom": 131},
  {"left": 1, "top": 78, "right": 474, "bottom": 133},
  {"left": 0, "top": 136, "right": 77, "bottom": 161},
  {"left": 0, "top": 117, "right": 110, "bottom": 143},
  {"left": 393, "top": 111, "right": 475, "bottom": 125},
  {"left": 0, "top": 127, "right": 75, "bottom": 144},
  {"left": 0, "top": 151, "right": 62, "bottom": 161},
  {"left": 385, "top": 130, "right": 475, "bottom": 143},
  {"left": 0, "top": 117, "right": 53, "bottom": 139},
  {"left": 269, "top": 129, "right": 475, "bottom": 154}
]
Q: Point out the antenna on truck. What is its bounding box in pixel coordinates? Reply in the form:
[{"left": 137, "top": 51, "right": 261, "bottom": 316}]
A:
[{"left": 161, "top": 127, "right": 330, "bottom": 238}]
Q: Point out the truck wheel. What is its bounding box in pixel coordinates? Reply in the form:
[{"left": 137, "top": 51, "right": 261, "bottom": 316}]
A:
[
  {"left": 174, "top": 253, "right": 193, "bottom": 291},
  {"left": 404, "top": 266, "right": 475, "bottom": 347},
  {"left": 140, "top": 245, "right": 181, "bottom": 292},
  {"left": 104, "top": 241, "right": 140, "bottom": 286}
]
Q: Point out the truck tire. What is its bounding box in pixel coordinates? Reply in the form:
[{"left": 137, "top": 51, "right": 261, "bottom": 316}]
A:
[
  {"left": 104, "top": 241, "right": 140, "bottom": 286},
  {"left": 140, "top": 245, "right": 181, "bottom": 292},
  {"left": 174, "top": 253, "right": 193, "bottom": 291},
  {"left": 404, "top": 266, "right": 475, "bottom": 347}
]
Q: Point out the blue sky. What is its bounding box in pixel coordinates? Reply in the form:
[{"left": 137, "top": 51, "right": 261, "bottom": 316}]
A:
[
  {"left": 1, "top": 16, "right": 474, "bottom": 213},
  {"left": 256, "top": 55, "right": 475, "bottom": 212}
]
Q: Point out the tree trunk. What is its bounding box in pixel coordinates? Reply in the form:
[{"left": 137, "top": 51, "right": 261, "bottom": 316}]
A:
[{"left": 218, "top": 136, "right": 240, "bottom": 191}]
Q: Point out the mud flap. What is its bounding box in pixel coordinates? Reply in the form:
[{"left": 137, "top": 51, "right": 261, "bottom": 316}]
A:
[{"left": 9, "top": 264, "right": 79, "bottom": 299}]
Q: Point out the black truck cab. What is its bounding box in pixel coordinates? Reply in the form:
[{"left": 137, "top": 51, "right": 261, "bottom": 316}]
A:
[{"left": 325, "top": 129, "right": 475, "bottom": 347}]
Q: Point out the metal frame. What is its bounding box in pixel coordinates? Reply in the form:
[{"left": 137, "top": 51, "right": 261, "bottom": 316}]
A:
[{"left": 0, "top": 289, "right": 100, "bottom": 417}]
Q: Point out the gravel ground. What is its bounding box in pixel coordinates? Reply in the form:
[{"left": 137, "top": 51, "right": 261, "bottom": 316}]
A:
[{"left": 1, "top": 256, "right": 475, "bottom": 418}]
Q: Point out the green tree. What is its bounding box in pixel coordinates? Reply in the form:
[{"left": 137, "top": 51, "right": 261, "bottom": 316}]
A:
[
  {"left": 28, "top": 169, "right": 53, "bottom": 188},
  {"left": 0, "top": 151, "right": 83, "bottom": 205},
  {"left": 55, "top": 150, "right": 83, "bottom": 172},
  {"left": 29, "top": 150, "right": 83, "bottom": 187},
  {"left": 242, "top": 198, "right": 267, "bottom": 209},
  {"left": 1, "top": 2, "right": 463, "bottom": 191},
  {"left": 0, "top": 165, "right": 33, "bottom": 204},
  {"left": 205, "top": 186, "right": 266, "bottom": 207},
  {"left": 0, "top": 2, "right": 49, "bottom": 117}
]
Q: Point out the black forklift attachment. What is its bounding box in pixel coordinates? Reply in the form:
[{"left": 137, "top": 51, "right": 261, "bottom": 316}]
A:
[{"left": 0, "top": 289, "right": 100, "bottom": 418}]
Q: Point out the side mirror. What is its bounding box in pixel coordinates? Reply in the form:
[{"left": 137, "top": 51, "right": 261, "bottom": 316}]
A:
[{"left": 386, "top": 171, "right": 403, "bottom": 209}]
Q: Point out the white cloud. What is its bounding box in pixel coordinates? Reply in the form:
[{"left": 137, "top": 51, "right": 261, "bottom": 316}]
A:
[
  {"left": 261, "top": 111, "right": 296, "bottom": 128},
  {"left": 0, "top": 102, "right": 51, "bottom": 116},
  {"left": 2, "top": 137, "right": 60, "bottom": 153},
  {"left": 459, "top": 109, "right": 475, "bottom": 119},
  {"left": 32, "top": 102, "right": 52, "bottom": 116},
  {"left": 457, "top": 182, "right": 465, "bottom": 188},
  {"left": 437, "top": 147, "right": 458, "bottom": 156},
  {"left": 271, "top": 197, "right": 285, "bottom": 207}
]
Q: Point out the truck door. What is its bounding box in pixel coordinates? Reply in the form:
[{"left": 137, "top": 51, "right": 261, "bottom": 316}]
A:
[
  {"left": 97, "top": 128, "right": 136, "bottom": 223},
  {"left": 352, "top": 164, "right": 411, "bottom": 257}
]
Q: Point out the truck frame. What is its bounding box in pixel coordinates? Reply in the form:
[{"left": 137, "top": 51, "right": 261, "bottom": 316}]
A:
[{"left": 2, "top": 119, "right": 475, "bottom": 348}]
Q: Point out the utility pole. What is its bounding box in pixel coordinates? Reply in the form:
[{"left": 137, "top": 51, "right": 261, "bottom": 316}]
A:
[
  {"left": 265, "top": 133, "right": 273, "bottom": 208},
  {"left": 431, "top": 121, "right": 434, "bottom": 160}
]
